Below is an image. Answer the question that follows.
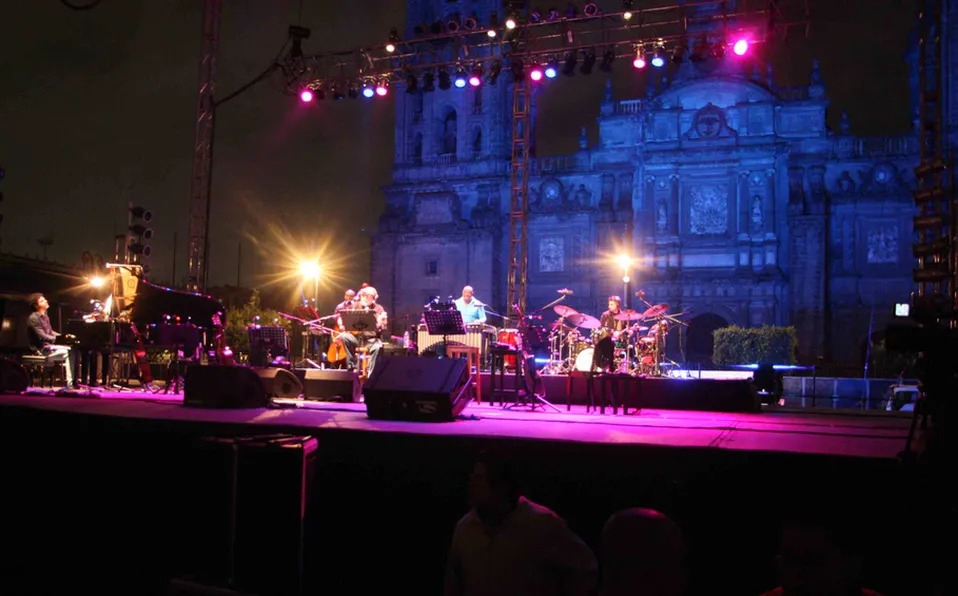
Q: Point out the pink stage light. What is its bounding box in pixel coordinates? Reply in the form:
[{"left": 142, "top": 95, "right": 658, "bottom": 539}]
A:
[
  {"left": 732, "top": 39, "right": 749, "bottom": 56},
  {"left": 529, "top": 68, "right": 543, "bottom": 81},
  {"left": 375, "top": 84, "right": 388, "bottom": 96},
  {"left": 468, "top": 75, "right": 481, "bottom": 87},
  {"left": 300, "top": 90, "right": 314, "bottom": 102}
]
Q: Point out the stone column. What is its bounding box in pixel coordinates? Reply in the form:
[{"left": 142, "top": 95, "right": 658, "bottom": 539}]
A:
[{"left": 788, "top": 217, "right": 827, "bottom": 361}]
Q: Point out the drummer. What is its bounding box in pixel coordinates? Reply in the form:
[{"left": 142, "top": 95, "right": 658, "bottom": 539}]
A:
[{"left": 595, "top": 296, "right": 627, "bottom": 371}]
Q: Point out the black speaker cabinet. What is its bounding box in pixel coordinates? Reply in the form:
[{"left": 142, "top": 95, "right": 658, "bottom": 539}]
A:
[
  {"left": 363, "top": 355, "right": 470, "bottom": 422},
  {"left": 184, "top": 365, "right": 279, "bottom": 408},
  {"left": 253, "top": 367, "right": 303, "bottom": 399},
  {"left": 296, "top": 369, "right": 362, "bottom": 402}
]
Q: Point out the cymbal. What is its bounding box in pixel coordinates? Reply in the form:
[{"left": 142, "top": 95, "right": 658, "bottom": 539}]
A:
[
  {"left": 553, "top": 304, "right": 579, "bottom": 318},
  {"left": 641, "top": 304, "right": 669, "bottom": 318},
  {"left": 631, "top": 325, "right": 649, "bottom": 332},
  {"left": 568, "top": 312, "right": 600, "bottom": 329},
  {"left": 614, "top": 309, "right": 644, "bottom": 321}
]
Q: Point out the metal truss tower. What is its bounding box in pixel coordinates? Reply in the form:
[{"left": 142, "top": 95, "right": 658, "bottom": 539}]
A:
[
  {"left": 913, "top": 0, "right": 956, "bottom": 322},
  {"left": 186, "top": 0, "right": 222, "bottom": 293},
  {"left": 507, "top": 78, "right": 532, "bottom": 315}
]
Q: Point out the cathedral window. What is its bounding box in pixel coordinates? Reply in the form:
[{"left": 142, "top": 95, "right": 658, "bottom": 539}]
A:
[
  {"left": 425, "top": 259, "right": 439, "bottom": 277},
  {"left": 442, "top": 109, "right": 458, "bottom": 157}
]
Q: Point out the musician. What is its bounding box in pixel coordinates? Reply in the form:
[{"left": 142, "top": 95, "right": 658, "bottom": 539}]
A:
[
  {"left": 335, "top": 289, "right": 356, "bottom": 312},
  {"left": 337, "top": 285, "right": 388, "bottom": 377},
  {"left": 594, "top": 296, "right": 627, "bottom": 371},
  {"left": 26, "top": 293, "right": 77, "bottom": 387},
  {"left": 454, "top": 285, "right": 487, "bottom": 325}
]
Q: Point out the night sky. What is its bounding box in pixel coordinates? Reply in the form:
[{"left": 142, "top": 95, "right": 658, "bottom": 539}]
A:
[{"left": 0, "top": 0, "right": 917, "bottom": 301}]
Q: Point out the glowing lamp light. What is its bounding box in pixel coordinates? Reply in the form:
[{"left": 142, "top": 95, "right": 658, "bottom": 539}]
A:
[
  {"left": 633, "top": 56, "right": 646, "bottom": 69},
  {"left": 733, "top": 39, "right": 749, "bottom": 56},
  {"left": 375, "top": 83, "right": 388, "bottom": 96},
  {"left": 544, "top": 65, "right": 557, "bottom": 78},
  {"left": 362, "top": 86, "right": 375, "bottom": 98},
  {"left": 651, "top": 55, "right": 665, "bottom": 68},
  {"left": 468, "top": 75, "right": 482, "bottom": 87},
  {"left": 529, "top": 68, "right": 543, "bottom": 81},
  {"left": 299, "top": 89, "right": 313, "bottom": 102},
  {"left": 454, "top": 77, "right": 467, "bottom": 88}
]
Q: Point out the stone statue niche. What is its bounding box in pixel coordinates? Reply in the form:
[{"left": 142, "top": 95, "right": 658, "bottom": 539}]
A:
[{"left": 441, "top": 109, "right": 457, "bottom": 157}]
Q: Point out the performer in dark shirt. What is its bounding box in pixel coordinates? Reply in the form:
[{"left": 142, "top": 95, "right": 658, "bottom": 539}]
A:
[
  {"left": 26, "top": 293, "right": 77, "bottom": 387},
  {"left": 594, "top": 296, "right": 627, "bottom": 371}
]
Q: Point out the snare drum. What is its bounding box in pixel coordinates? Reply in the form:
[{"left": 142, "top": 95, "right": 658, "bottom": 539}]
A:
[{"left": 497, "top": 328, "right": 520, "bottom": 368}]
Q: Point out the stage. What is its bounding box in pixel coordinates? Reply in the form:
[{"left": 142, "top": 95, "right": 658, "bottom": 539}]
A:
[{"left": 0, "top": 384, "right": 927, "bottom": 596}]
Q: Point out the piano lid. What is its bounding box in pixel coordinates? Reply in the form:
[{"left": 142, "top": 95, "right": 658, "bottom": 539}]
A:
[{"left": 128, "top": 279, "right": 225, "bottom": 329}]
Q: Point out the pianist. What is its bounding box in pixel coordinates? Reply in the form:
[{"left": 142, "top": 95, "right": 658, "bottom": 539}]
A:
[
  {"left": 454, "top": 285, "right": 487, "bottom": 325},
  {"left": 27, "top": 293, "right": 77, "bottom": 388}
]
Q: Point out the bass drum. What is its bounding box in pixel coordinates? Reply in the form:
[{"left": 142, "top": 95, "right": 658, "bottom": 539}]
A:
[{"left": 574, "top": 348, "right": 595, "bottom": 372}]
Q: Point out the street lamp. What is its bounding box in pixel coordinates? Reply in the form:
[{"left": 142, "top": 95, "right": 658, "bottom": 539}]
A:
[
  {"left": 299, "top": 260, "right": 322, "bottom": 310},
  {"left": 616, "top": 255, "right": 633, "bottom": 310}
]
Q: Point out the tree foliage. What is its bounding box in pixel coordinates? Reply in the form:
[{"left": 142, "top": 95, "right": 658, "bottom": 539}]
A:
[
  {"left": 224, "top": 289, "right": 290, "bottom": 355},
  {"left": 712, "top": 325, "right": 798, "bottom": 365}
]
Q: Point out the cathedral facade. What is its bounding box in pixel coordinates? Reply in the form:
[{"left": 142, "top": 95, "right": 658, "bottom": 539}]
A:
[{"left": 370, "top": 0, "right": 955, "bottom": 366}]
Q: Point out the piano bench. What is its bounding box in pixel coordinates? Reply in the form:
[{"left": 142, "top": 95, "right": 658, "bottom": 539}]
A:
[{"left": 20, "top": 355, "right": 65, "bottom": 388}]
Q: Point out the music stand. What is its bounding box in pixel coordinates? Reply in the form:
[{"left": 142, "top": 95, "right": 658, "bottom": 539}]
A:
[
  {"left": 340, "top": 309, "right": 379, "bottom": 336},
  {"left": 423, "top": 309, "right": 466, "bottom": 358}
]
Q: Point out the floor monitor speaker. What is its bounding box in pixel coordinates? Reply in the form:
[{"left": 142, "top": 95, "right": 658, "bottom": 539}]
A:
[
  {"left": 297, "top": 369, "right": 362, "bottom": 402},
  {"left": 253, "top": 367, "right": 303, "bottom": 399},
  {"left": 184, "top": 365, "right": 272, "bottom": 408},
  {"left": 363, "top": 355, "right": 470, "bottom": 422}
]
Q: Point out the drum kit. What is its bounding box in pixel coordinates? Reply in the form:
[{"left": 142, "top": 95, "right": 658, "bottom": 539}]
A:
[{"left": 539, "top": 298, "right": 687, "bottom": 377}]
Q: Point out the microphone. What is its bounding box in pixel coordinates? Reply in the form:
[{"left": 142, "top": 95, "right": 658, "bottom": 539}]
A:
[
  {"left": 557, "top": 288, "right": 574, "bottom": 295},
  {"left": 473, "top": 300, "right": 485, "bottom": 307},
  {"left": 635, "top": 290, "right": 646, "bottom": 298}
]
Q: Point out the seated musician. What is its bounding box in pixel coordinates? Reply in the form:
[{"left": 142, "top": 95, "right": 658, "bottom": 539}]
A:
[
  {"left": 335, "top": 289, "right": 356, "bottom": 311},
  {"left": 594, "top": 295, "right": 626, "bottom": 372},
  {"left": 454, "top": 285, "right": 487, "bottom": 325},
  {"left": 26, "top": 293, "right": 77, "bottom": 387},
  {"left": 337, "top": 285, "right": 388, "bottom": 377}
]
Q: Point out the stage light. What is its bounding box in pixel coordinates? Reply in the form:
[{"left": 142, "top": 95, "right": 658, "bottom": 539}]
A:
[
  {"left": 510, "top": 60, "right": 525, "bottom": 82},
  {"left": 405, "top": 70, "right": 418, "bottom": 93},
  {"left": 599, "top": 49, "right": 615, "bottom": 72},
  {"left": 422, "top": 71, "right": 436, "bottom": 92},
  {"left": 623, "top": 0, "right": 634, "bottom": 20},
  {"left": 469, "top": 64, "right": 483, "bottom": 86},
  {"left": 633, "top": 47, "right": 646, "bottom": 69},
  {"left": 454, "top": 69, "right": 467, "bottom": 88},
  {"left": 385, "top": 28, "right": 400, "bottom": 53},
  {"left": 529, "top": 10, "right": 542, "bottom": 23},
  {"left": 362, "top": 84, "right": 375, "bottom": 98},
  {"left": 299, "top": 89, "right": 314, "bottom": 102},
  {"left": 529, "top": 66, "right": 543, "bottom": 81},
  {"left": 487, "top": 60, "right": 501, "bottom": 84},
  {"left": 438, "top": 68, "right": 452, "bottom": 90},
  {"left": 447, "top": 16, "right": 460, "bottom": 33},
  {"left": 488, "top": 12, "right": 498, "bottom": 37},
  {"left": 464, "top": 15, "right": 478, "bottom": 30},
  {"left": 584, "top": 2, "right": 599, "bottom": 17},
  {"left": 505, "top": 14, "right": 517, "bottom": 29},
  {"left": 548, "top": 9, "right": 560, "bottom": 21},
  {"left": 733, "top": 38, "right": 749, "bottom": 56},
  {"left": 562, "top": 51, "right": 578, "bottom": 76},
  {"left": 651, "top": 54, "right": 665, "bottom": 67},
  {"left": 375, "top": 80, "right": 389, "bottom": 96},
  {"left": 544, "top": 62, "right": 558, "bottom": 78},
  {"left": 580, "top": 50, "right": 596, "bottom": 74}
]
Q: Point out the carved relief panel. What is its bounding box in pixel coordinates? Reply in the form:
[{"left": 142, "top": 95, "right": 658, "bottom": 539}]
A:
[{"left": 686, "top": 183, "right": 730, "bottom": 236}]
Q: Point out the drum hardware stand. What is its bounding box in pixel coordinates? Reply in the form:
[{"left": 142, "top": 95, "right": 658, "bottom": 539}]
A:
[{"left": 504, "top": 304, "right": 560, "bottom": 412}]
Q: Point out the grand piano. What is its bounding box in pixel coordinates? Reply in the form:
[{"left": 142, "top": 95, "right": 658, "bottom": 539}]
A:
[{"left": 66, "top": 276, "right": 225, "bottom": 386}]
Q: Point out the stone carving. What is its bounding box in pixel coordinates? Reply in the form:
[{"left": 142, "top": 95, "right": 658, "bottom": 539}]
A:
[
  {"left": 574, "top": 184, "right": 592, "bottom": 208},
  {"left": 539, "top": 237, "right": 565, "bottom": 272},
  {"left": 414, "top": 194, "right": 457, "bottom": 226},
  {"left": 807, "top": 165, "right": 827, "bottom": 208},
  {"left": 866, "top": 225, "right": 898, "bottom": 264},
  {"left": 749, "top": 171, "right": 765, "bottom": 188},
  {"left": 600, "top": 174, "right": 615, "bottom": 209},
  {"left": 617, "top": 174, "right": 633, "bottom": 210},
  {"left": 471, "top": 127, "right": 482, "bottom": 156},
  {"left": 656, "top": 200, "right": 668, "bottom": 233},
  {"left": 836, "top": 170, "right": 856, "bottom": 194},
  {"left": 688, "top": 185, "right": 728, "bottom": 235},
  {"left": 536, "top": 178, "right": 564, "bottom": 212},
  {"left": 684, "top": 103, "right": 737, "bottom": 140},
  {"left": 788, "top": 166, "right": 805, "bottom": 210},
  {"left": 750, "top": 196, "right": 764, "bottom": 231}
]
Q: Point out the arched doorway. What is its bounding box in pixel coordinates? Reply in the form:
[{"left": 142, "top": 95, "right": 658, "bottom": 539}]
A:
[{"left": 686, "top": 313, "right": 729, "bottom": 365}]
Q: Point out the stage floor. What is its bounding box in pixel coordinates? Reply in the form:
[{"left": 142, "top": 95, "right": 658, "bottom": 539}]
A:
[{"left": 0, "top": 386, "right": 913, "bottom": 460}]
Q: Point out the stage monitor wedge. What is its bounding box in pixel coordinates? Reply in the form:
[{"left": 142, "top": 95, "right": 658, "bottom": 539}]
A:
[
  {"left": 363, "top": 355, "right": 470, "bottom": 422},
  {"left": 184, "top": 365, "right": 303, "bottom": 408}
]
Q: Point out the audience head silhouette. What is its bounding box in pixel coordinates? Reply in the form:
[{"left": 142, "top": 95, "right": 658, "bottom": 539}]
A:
[
  {"left": 467, "top": 448, "right": 521, "bottom": 525},
  {"left": 599, "top": 507, "right": 687, "bottom": 596}
]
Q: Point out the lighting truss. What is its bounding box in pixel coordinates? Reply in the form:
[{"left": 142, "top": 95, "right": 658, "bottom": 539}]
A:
[{"left": 282, "top": 0, "right": 809, "bottom": 94}]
